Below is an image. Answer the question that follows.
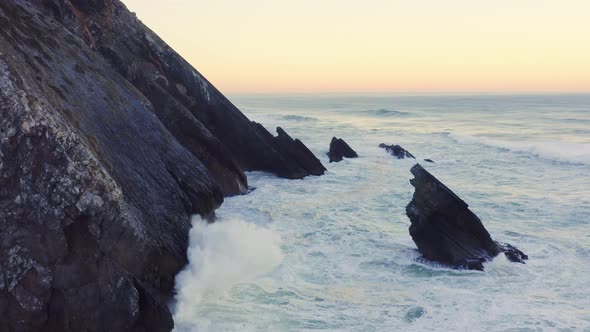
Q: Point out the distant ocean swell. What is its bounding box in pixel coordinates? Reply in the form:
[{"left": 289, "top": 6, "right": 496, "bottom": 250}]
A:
[
  {"left": 365, "top": 108, "right": 411, "bottom": 117},
  {"left": 279, "top": 115, "right": 319, "bottom": 122},
  {"left": 448, "top": 132, "right": 590, "bottom": 165}
]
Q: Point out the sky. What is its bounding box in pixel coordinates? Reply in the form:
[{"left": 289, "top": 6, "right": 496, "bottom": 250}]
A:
[{"left": 121, "top": 0, "right": 590, "bottom": 94}]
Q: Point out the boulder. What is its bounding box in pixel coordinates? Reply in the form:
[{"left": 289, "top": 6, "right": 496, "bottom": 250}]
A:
[
  {"left": 406, "top": 164, "right": 527, "bottom": 270},
  {"left": 327, "top": 137, "right": 358, "bottom": 163},
  {"left": 379, "top": 143, "right": 415, "bottom": 159}
]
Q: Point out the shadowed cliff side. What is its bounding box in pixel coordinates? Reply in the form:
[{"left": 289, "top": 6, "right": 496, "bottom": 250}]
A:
[
  {"left": 32, "top": 0, "right": 325, "bottom": 196},
  {"left": 0, "top": 0, "right": 324, "bottom": 331}
]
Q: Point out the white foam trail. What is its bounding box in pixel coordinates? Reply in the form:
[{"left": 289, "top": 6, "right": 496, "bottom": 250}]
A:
[
  {"left": 172, "top": 217, "right": 283, "bottom": 331},
  {"left": 449, "top": 133, "right": 590, "bottom": 165}
]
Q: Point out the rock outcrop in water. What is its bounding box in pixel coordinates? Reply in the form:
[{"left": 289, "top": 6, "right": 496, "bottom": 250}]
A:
[
  {"left": 379, "top": 143, "right": 416, "bottom": 159},
  {"left": 0, "top": 0, "right": 324, "bottom": 330},
  {"left": 406, "top": 164, "right": 528, "bottom": 270},
  {"left": 328, "top": 137, "right": 358, "bottom": 163},
  {"left": 274, "top": 127, "right": 326, "bottom": 176}
]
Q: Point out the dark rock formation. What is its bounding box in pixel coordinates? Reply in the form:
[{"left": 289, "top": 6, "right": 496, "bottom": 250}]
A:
[
  {"left": 274, "top": 127, "right": 326, "bottom": 176},
  {"left": 406, "top": 164, "right": 528, "bottom": 271},
  {"left": 327, "top": 137, "right": 358, "bottom": 163},
  {"left": 379, "top": 143, "right": 416, "bottom": 159},
  {"left": 0, "top": 0, "right": 325, "bottom": 330},
  {"left": 32, "top": 0, "right": 324, "bottom": 195},
  {"left": 424, "top": 159, "right": 435, "bottom": 163},
  {"left": 247, "top": 123, "right": 326, "bottom": 177}
]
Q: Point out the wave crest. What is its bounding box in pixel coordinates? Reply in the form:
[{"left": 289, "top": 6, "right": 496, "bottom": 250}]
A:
[
  {"left": 279, "top": 114, "right": 319, "bottom": 122},
  {"left": 449, "top": 133, "right": 590, "bottom": 165},
  {"left": 366, "top": 108, "right": 410, "bottom": 117}
]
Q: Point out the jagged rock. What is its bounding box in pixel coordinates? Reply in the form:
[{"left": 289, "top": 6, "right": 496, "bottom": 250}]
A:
[
  {"left": 406, "top": 164, "right": 528, "bottom": 271},
  {"left": 327, "top": 137, "right": 358, "bottom": 163},
  {"left": 274, "top": 127, "right": 326, "bottom": 176},
  {"left": 247, "top": 122, "right": 326, "bottom": 178},
  {"left": 0, "top": 0, "right": 325, "bottom": 330},
  {"left": 379, "top": 143, "right": 415, "bottom": 159},
  {"left": 424, "top": 159, "right": 435, "bottom": 163}
]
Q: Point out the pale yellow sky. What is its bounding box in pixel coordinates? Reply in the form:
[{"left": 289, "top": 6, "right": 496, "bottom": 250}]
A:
[{"left": 121, "top": 0, "right": 590, "bottom": 94}]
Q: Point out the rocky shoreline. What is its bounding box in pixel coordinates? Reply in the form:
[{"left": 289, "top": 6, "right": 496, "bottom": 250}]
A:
[{"left": 1, "top": 1, "right": 527, "bottom": 331}]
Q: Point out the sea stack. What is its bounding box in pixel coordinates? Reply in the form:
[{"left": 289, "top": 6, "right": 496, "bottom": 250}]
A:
[
  {"left": 0, "top": 0, "right": 325, "bottom": 330},
  {"left": 327, "top": 137, "right": 358, "bottom": 163},
  {"left": 406, "top": 164, "right": 527, "bottom": 270}
]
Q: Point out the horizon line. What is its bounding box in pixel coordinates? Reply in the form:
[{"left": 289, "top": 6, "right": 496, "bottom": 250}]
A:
[{"left": 226, "top": 91, "right": 590, "bottom": 97}]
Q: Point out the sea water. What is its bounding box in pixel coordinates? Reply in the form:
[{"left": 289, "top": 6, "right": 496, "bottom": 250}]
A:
[{"left": 173, "top": 94, "right": 590, "bottom": 331}]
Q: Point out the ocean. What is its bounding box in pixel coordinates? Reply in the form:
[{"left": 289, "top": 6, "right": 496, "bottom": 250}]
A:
[{"left": 171, "top": 94, "right": 590, "bottom": 331}]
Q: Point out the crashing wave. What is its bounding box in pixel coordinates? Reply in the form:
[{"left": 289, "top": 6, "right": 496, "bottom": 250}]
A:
[{"left": 173, "top": 217, "right": 283, "bottom": 331}]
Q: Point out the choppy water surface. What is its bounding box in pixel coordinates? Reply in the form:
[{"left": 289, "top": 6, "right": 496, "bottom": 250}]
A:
[{"left": 173, "top": 94, "right": 590, "bottom": 331}]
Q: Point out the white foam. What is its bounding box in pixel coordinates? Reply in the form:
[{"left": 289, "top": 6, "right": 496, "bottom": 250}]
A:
[
  {"left": 172, "top": 217, "right": 283, "bottom": 331},
  {"left": 449, "top": 133, "right": 590, "bottom": 165},
  {"left": 171, "top": 96, "right": 590, "bottom": 331}
]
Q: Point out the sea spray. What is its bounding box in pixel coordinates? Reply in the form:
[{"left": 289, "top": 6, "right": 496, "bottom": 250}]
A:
[{"left": 172, "top": 217, "right": 283, "bottom": 331}]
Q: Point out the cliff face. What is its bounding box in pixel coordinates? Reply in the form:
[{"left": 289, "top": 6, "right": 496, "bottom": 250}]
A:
[
  {"left": 0, "top": 0, "right": 324, "bottom": 331},
  {"left": 33, "top": 0, "right": 326, "bottom": 195}
]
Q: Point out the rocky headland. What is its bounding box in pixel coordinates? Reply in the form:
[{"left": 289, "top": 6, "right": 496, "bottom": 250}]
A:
[{"left": 0, "top": 0, "right": 325, "bottom": 330}]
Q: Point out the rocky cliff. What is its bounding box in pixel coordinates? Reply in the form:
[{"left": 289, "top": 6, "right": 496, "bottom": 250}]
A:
[
  {"left": 33, "top": 0, "right": 326, "bottom": 195},
  {"left": 0, "top": 0, "right": 325, "bottom": 330}
]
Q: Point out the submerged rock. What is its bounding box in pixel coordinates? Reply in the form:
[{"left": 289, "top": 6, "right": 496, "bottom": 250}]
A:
[
  {"left": 379, "top": 143, "right": 416, "bottom": 159},
  {"left": 0, "top": 0, "right": 325, "bottom": 330},
  {"left": 406, "top": 164, "right": 527, "bottom": 270},
  {"left": 328, "top": 137, "right": 358, "bottom": 163}
]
